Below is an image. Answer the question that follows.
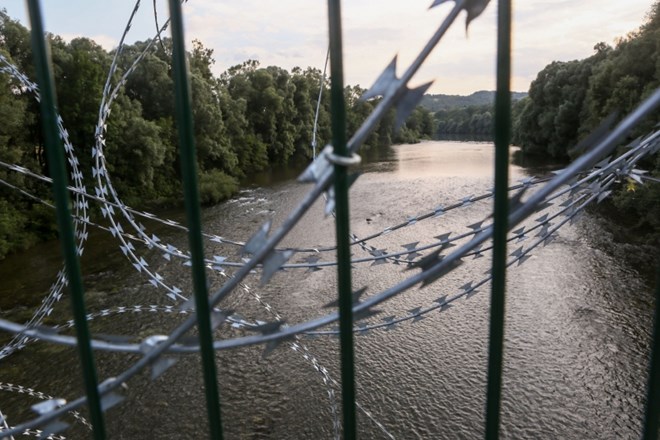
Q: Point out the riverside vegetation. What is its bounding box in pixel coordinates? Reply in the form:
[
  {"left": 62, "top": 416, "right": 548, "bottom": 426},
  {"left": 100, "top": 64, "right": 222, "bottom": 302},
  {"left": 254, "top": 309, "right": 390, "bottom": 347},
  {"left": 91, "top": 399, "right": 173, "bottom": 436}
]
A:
[{"left": 0, "top": 10, "right": 434, "bottom": 259}]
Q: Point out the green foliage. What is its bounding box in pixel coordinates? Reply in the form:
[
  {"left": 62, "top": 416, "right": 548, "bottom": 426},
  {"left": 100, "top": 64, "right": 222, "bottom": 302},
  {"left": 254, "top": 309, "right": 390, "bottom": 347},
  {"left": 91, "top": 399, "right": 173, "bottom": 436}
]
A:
[
  {"left": 427, "top": 91, "right": 527, "bottom": 138},
  {"left": 105, "top": 94, "right": 168, "bottom": 204},
  {"left": 434, "top": 104, "right": 493, "bottom": 136},
  {"left": 513, "top": 2, "right": 659, "bottom": 159},
  {"left": 198, "top": 169, "right": 239, "bottom": 205},
  {"left": 611, "top": 178, "right": 660, "bottom": 237},
  {"left": 513, "top": 57, "right": 600, "bottom": 159},
  {"left": 582, "top": 13, "right": 660, "bottom": 136},
  {"left": 0, "top": 199, "right": 30, "bottom": 257},
  {"left": 0, "top": 199, "right": 55, "bottom": 258},
  {"left": 0, "top": 11, "right": 32, "bottom": 74}
]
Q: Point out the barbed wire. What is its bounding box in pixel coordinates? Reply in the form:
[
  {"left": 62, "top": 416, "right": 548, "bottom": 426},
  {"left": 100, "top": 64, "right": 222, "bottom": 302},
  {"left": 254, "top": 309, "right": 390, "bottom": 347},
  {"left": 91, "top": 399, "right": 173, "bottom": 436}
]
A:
[
  {"left": 0, "top": 157, "right": 550, "bottom": 262},
  {"left": 6, "top": 94, "right": 650, "bottom": 355},
  {"left": 2, "top": 128, "right": 656, "bottom": 351}
]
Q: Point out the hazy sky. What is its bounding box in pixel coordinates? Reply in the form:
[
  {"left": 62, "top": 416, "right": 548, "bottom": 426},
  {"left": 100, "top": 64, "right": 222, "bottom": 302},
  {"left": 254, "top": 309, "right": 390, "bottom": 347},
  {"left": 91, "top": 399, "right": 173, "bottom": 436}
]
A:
[{"left": 3, "top": 1, "right": 654, "bottom": 94}]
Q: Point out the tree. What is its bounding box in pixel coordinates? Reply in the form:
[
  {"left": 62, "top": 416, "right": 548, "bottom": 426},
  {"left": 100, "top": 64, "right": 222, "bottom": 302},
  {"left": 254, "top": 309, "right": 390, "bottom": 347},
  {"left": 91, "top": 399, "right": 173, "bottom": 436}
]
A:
[
  {"left": 104, "top": 94, "right": 168, "bottom": 204},
  {"left": 0, "top": 40, "right": 55, "bottom": 258},
  {"left": 514, "top": 56, "right": 601, "bottom": 159}
]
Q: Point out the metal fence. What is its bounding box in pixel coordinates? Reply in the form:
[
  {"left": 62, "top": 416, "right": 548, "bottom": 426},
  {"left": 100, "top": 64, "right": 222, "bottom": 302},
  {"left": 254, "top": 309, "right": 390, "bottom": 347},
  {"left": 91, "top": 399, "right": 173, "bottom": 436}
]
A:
[{"left": 0, "top": 0, "right": 659, "bottom": 438}]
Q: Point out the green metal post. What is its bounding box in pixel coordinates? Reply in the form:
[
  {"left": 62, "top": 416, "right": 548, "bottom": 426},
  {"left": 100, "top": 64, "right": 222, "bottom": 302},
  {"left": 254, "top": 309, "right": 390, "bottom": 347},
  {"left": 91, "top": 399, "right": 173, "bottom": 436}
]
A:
[
  {"left": 485, "top": 0, "right": 512, "bottom": 439},
  {"left": 26, "top": 1, "right": 106, "bottom": 438},
  {"left": 327, "top": 0, "right": 357, "bottom": 438},
  {"left": 642, "top": 262, "right": 660, "bottom": 440},
  {"left": 167, "top": 1, "right": 224, "bottom": 438}
]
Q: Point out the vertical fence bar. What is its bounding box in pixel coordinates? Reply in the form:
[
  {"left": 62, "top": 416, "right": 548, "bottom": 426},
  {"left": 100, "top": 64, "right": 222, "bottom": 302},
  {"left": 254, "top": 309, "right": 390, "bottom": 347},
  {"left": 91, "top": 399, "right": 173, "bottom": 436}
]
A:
[
  {"left": 327, "top": 0, "right": 357, "bottom": 438},
  {"left": 642, "top": 262, "right": 660, "bottom": 440},
  {"left": 485, "top": 0, "right": 512, "bottom": 439},
  {"left": 167, "top": 1, "right": 224, "bottom": 438},
  {"left": 25, "top": 1, "right": 107, "bottom": 438}
]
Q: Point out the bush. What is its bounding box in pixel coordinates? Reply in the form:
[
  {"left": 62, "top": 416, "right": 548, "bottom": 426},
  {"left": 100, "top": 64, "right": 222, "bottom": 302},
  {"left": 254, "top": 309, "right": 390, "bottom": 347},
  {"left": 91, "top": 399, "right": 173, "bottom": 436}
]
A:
[
  {"left": 198, "top": 169, "right": 239, "bottom": 205},
  {"left": 0, "top": 199, "right": 30, "bottom": 259}
]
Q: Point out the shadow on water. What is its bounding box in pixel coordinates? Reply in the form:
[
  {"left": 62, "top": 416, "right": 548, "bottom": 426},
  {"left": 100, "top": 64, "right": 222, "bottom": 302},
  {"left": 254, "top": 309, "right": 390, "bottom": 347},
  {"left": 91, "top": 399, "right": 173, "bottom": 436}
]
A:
[
  {"left": 242, "top": 143, "right": 401, "bottom": 188},
  {"left": 240, "top": 154, "right": 311, "bottom": 188},
  {"left": 435, "top": 133, "right": 492, "bottom": 143},
  {"left": 511, "top": 148, "right": 567, "bottom": 176},
  {"left": 358, "top": 143, "right": 398, "bottom": 174}
]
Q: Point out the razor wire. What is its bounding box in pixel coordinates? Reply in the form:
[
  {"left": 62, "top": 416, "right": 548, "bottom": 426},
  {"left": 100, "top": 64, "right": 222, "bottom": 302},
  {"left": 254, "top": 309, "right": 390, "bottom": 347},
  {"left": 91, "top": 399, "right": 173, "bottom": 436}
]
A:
[
  {"left": 2, "top": 3, "right": 656, "bottom": 434},
  {"left": 0, "top": 383, "right": 92, "bottom": 432},
  {"left": 0, "top": 410, "right": 11, "bottom": 440},
  {"left": 0, "top": 4, "right": 384, "bottom": 435},
  {"left": 0, "top": 0, "right": 659, "bottom": 437},
  {"left": 0, "top": 156, "right": 553, "bottom": 266},
  {"left": 3, "top": 126, "right": 658, "bottom": 349}
]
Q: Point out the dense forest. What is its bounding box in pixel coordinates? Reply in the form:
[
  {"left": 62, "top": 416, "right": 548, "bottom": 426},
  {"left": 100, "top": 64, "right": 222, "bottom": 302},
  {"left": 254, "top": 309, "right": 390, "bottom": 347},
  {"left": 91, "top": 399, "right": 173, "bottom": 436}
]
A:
[
  {"left": 0, "top": 11, "right": 433, "bottom": 259},
  {"left": 421, "top": 90, "right": 527, "bottom": 112},
  {"left": 513, "top": 2, "right": 660, "bottom": 240},
  {"left": 512, "top": 5, "right": 659, "bottom": 160},
  {"left": 424, "top": 92, "right": 525, "bottom": 136},
  {"left": 433, "top": 104, "right": 494, "bottom": 136}
]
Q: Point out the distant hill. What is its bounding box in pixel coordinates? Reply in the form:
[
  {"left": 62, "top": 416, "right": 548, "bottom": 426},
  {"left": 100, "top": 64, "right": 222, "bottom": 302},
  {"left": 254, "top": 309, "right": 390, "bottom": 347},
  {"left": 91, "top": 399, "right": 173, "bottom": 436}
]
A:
[{"left": 420, "top": 90, "right": 527, "bottom": 112}]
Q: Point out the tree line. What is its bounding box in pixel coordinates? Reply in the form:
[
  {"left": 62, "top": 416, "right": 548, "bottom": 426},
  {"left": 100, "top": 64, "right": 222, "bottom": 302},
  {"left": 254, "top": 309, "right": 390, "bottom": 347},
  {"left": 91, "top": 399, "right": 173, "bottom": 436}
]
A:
[
  {"left": 433, "top": 104, "right": 493, "bottom": 136},
  {"left": 0, "top": 11, "right": 433, "bottom": 259},
  {"left": 424, "top": 92, "right": 526, "bottom": 136}
]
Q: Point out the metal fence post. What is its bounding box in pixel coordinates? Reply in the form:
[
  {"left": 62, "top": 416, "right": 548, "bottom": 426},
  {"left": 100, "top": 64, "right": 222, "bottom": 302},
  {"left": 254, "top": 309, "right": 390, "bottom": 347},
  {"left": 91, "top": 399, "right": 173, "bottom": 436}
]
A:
[
  {"left": 167, "top": 1, "right": 224, "bottom": 438},
  {"left": 327, "top": 0, "right": 357, "bottom": 438},
  {"left": 26, "top": 1, "right": 107, "bottom": 438},
  {"left": 486, "top": 0, "right": 512, "bottom": 438}
]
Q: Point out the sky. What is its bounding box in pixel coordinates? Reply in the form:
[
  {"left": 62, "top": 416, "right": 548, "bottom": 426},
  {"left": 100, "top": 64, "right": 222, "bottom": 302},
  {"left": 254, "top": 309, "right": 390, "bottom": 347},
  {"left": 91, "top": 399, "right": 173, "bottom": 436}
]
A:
[{"left": 2, "top": 0, "right": 654, "bottom": 95}]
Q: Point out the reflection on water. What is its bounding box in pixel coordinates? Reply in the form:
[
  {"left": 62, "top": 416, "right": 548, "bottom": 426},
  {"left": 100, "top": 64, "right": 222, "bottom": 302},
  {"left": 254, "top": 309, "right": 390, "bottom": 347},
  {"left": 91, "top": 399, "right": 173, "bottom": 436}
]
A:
[
  {"left": 435, "top": 134, "right": 493, "bottom": 143},
  {"left": 241, "top": 157, "right": 308, "bottom": 188},
  {"left": 394, "top": 141, "right": 507, "bottom": 179},
  {"left": 0, "top": 141, "right": 654, "bottom": 439}
]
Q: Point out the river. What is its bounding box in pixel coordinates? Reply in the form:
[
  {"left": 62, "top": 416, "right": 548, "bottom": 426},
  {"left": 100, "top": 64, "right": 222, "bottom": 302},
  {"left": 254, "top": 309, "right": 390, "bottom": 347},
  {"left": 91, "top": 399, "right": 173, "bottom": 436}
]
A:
[{"left": 0, "top": 140, "right": 655, "bottom": 439}]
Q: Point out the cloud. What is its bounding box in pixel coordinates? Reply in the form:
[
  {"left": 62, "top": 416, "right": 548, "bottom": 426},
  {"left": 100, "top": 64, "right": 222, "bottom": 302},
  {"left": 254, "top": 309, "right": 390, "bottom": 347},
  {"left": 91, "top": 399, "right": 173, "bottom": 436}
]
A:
[
  {"left": 182, "top": 0, "right": 327, "bottom": 77},
  {"left": 58, "top": 33, "right": 118, "bottom": 51},
  {"left": 508, "top": 0, "right": 650, "bottom": 93},
  {"left": 3, "top": 0, "right": 654, "bottom": 95}
]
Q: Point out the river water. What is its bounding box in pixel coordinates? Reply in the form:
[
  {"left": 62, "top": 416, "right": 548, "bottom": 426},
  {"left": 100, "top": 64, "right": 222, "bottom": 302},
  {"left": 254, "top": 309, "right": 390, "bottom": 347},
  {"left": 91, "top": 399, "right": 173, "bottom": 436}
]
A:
[{"left": 0, "top": 141, "right": 655, "bottom": 439}]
